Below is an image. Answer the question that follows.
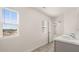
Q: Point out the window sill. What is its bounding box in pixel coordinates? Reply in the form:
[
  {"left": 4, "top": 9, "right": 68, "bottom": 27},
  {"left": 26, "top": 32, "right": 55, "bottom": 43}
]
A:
[{"left": 2, "top": 34, "right": 19, "bottom": 39}]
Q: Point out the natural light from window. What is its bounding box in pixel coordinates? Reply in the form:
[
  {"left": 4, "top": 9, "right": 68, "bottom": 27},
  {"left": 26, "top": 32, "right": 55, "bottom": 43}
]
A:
[{"left": 2, "top": 8, "right": 19, "bottom": 37}]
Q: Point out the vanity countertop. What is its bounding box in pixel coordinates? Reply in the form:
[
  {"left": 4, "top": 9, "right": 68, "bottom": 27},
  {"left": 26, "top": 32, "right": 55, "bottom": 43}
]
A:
[{"left": 54, "top": 36, "right": 79, "bottom": 45}]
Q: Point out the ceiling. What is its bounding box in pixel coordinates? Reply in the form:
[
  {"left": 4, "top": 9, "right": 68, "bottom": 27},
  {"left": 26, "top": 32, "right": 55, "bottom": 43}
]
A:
[
  {"left": 12, "top": 7, "right": 79, "bottom": 18},
  {"left": 36, "top": 7, "right": 77, "bottom": 17}
]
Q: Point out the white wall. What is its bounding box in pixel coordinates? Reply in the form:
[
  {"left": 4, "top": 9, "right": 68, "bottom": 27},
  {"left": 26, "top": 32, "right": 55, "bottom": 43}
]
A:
[
  {"left": 55, "top": 15, "right": 64, "bottom": 36},
  {"left": 0, "top": 7, "right": 50, "bottom": 52},
  {"left": 0, "top": 8, "right": 3, "bottom": 37},
  {"left": 55, "top": 8, "right": 79, "bottom": 35},
  {"left": 75, "top": 8, "right": 79, "bottom": 32},
  {"left": 64, "top": 8, "right": 78, "bottom": 34}
]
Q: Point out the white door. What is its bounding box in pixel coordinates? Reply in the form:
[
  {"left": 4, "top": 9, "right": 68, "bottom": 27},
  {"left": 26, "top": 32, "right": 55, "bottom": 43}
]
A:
[
  {"left": 48, "top": 19, "right": 55, "bottom": 43},
  {"left": 41, "top": 20, "right": 49, "bottom": 43},
  {"left": 41, "top": 19, "right": 55, "bottom": 43}
]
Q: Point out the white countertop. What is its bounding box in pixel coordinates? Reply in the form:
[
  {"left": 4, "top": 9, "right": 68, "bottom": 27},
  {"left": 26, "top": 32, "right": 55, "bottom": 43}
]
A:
[{"left": 54, "top": 35, "right": 79, "bottom": 45}]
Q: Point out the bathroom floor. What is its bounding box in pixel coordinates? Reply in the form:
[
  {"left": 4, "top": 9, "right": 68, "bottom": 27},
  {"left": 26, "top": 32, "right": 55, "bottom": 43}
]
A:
[{"left": 33, "top": 42, "right": 54, "bottom": 52}]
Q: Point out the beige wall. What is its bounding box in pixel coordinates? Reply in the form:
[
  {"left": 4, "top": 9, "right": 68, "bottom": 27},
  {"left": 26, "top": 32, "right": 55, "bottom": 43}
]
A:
[{"left": 0, "top": 7, "right": 51, "bottom": 52}]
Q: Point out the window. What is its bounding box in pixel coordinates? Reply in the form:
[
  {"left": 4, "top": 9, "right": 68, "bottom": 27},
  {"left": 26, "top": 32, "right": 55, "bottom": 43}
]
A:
[{"left": 2, "top": 8, "right": 19, "bottom": 37}]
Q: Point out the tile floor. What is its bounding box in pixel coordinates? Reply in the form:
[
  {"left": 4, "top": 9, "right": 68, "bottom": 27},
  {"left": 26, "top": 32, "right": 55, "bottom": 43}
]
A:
[{"left": 33, "top": 42, "right": 54, "bottom": 52}]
